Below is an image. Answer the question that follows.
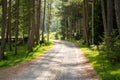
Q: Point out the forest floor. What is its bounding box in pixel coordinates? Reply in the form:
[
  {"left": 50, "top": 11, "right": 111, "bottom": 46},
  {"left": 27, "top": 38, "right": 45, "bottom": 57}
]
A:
[{"left": 0, "top": 40, "right": 100, "bottom": 80}]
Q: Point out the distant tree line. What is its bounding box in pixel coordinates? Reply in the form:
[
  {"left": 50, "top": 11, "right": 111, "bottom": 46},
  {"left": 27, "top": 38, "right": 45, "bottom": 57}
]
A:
[
  {"left": 59, "top": 0, "right": 120, "bottom": 62},
  {"left": 0, "top": 0, "right": 52, "bottom": 60}
]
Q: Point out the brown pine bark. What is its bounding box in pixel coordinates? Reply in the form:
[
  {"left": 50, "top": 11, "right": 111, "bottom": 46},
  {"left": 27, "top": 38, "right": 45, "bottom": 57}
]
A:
[
  {"left": 83, "top": 0, "right": 89, "bottom": 46},
  {"left": 101, "top": 0, "right": 113, "bottom": 49},
  {"left": 107, "top": 0, "right": 113, "bottom": 49},
  {"left": 91, "top": 0, "right": 94, "bottom": 44},
  {"left": 8, "top": 0, "right": 12, "bottom": 51},
  {"left": 27, "top": 0, "right": 35, "bottom": 51},
  {"left": 0, "top": 0, "right": 7, "bottom": 59},
  {"left": 101, "top": 0, "right": 107, "bottom": 41},
  {"left": 33, "top": 0, "right": 36, "bottom": 45},
  {"left": 114, "top": 0, "right": 120, "bottom": 35},
  {"left": 41, "top": 0, "right": 46, "bottom": 42},
  {"left": 14, "top": 0, "right": 20, "bottom": 55},
  {"left": 36, "top": 0, "right": 41, "bottom": 44},
  {"left": 28, "top": 1, "right": 31, "bottom": 37}
]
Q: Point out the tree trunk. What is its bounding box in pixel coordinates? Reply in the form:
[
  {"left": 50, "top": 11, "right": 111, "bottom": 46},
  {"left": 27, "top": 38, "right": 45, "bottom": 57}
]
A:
[
  {"left": 14, "top": 0, "right": 20, "bottom": 55},
  {"left": 107, "top": 0, "right": 113, "bottom": 49},
  {"left": 66, "top": 19, "right": 68, "bottom": 40},
  {"left": 91, "top": 1, "right": 94, "bottom": 44},
  {"left": 0, "top": 0, "right": 7, "bottom": 60},
  {"left": 101, "top": 0, "right": 108, "bottom": 47},
  {"left": 33, "top": 1, "right": 36, "bottom": 39},
  {"left": 34, "top": 0, "right": 37, "bottom": 44},
  {"left": 68, "top": 17, "right": 71, "bottom": 39},
  {"left": 28, "top": 1, "right": 31, "bottom": 37},
  {"left": 41, "top": 0, "right": 46, "bottom": 42},
  {"left": 27, "top": 0, "right": 35, "bottom": 51},
  {"left": 8, "top": 0, "right": 12, "bottom": 51},
  {"left": 83, "top": 0, "right": 89, "bottom": 46},
  {"left": 78, "top": 19, "right": 81, "bottom": 35},
  {"left": 114, "top": 0, "right": 120, "bottom": 35},
  {"left": 101, "top": 0, "right": 113, "bottom": 49},
  {"left": 47, "top": 1, "right": 51, "bottom": 41},
  {"left": 36, "top": 0, "right": 41, "bottom": 44},
  {"left": 101, "top": 0, "right": 107, "bottom": 37}
]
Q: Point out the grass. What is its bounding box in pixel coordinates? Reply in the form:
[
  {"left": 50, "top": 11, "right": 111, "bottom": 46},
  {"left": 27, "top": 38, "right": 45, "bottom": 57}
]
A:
[
  {"left": 0, "top": 42, "right": 54, "bottom": 69},
  {"left": 79, "top": 41, "right": 120, "bottom": 80}
]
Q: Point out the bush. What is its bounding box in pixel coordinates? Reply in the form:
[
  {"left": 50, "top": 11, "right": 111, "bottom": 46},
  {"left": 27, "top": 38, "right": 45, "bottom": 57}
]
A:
[
  {"left": 101, "top": 35, "right": 120, "bottom": 63},
  {"left": 44, "top": 40, "right": 53, "bottom": 46},
  {"left": 40, "top": 40, "right": 53, "bottom": 46},
  {"left": 107, "top": 36, "right": 120, "bottom": 63}
]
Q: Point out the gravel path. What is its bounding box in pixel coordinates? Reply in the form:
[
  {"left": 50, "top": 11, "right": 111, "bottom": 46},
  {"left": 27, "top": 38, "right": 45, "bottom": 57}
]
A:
[{"left": 0, "top": 40, "right": 99, "bottom": 80}]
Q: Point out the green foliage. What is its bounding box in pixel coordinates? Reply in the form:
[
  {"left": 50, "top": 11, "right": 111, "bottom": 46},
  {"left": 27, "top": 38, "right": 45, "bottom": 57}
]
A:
[
  {"left": 55, "top": 28, "right": 62, "bottom": 40},
  {"left": 107, "top": 36, "right": 120, "bottom": 63},
  {"left": 99, "top": 30, "right": 120, "bottom": 64},
  {"left": 58, "top": 0, "right": 83, "bottom": 40},
  {"left": 44, "top": 40, "right": 53, "bottom": 46},
  {"left": 80, "top": 40, "right": 120, "bottom": 80},
  {"left": 0, "top": 43, "right": 53, "bottom": 68},
  {"left": 49, "top": 32, "right": 56, "bottom": 40}
]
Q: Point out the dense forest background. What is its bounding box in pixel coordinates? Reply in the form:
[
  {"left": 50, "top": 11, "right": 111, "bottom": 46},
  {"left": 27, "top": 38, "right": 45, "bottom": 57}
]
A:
[
  {"left": 0, "top": 0, "right": 120, "bottom": 64},
  {"left": 58, "top": 0, "right": 120, "bottom": 63},
  {"left": 0, "top": 0, "right": 54, "bottom": 60},
  {"left": 0, "top": 0, "right": 120, "bottom": 79}
]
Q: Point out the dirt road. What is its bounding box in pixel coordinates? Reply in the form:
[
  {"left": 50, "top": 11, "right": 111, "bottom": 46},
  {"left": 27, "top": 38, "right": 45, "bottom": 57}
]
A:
[{"left": 0, "top": 40, "right": 99, "bottom": 80}]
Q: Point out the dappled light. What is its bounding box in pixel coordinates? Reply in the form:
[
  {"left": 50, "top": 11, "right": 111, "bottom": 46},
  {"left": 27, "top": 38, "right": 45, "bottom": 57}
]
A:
[{"left": 0, "top": 0, "right": 120, "bottom": 80}]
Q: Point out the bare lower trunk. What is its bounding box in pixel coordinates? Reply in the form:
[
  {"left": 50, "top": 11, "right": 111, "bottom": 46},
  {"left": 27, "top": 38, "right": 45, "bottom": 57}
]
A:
[
  {"left": 101, "top": 0, "right": 107, "bottom": 42},
  {"left": 36, "top": 0, "right": 41, "bottom": 44},
  {"left": 8, "top": 0, "right": 12, "bottom": 51},
  {"left": 27, "top": 0, "right": 35, "bottom": 51},
  {"left": 65, "top": 19, "right": 68, "bottom": 40},
  {"left": 42, "top": 0, "right": 46, "bottom": 42},
  {"left": 83, "top": 0, "right": 89, "bottom": 46},
  {"left": 47, "top": 2, "right": 51, "bottom": 41},
  {"left": 101, "top": 0, "right": 113, "bottom": 49},
  {"left": 14, "top": 0, "right": 20, "bottom": 55},
  {"left": 107, "top": 0, "right": 113, "bottom": 49},
  {"left": 0, "top": 0, "right": 7, "bottom": 59}
]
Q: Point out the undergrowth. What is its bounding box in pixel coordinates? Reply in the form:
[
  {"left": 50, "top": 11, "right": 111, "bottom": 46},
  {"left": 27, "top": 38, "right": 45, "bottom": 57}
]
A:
[
  {"left": 0, "top": 41, "right": 53, "bottom": 68},
  {"left": 79, "top": 40, "right": 120, "bottom": 80}
]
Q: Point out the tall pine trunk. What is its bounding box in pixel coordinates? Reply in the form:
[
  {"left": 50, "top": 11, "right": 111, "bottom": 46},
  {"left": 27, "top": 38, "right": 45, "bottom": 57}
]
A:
[
  {"left": 66, "top": 19, "right": 68, "bottom": 40},
  {"left": 47, "top": 1, "right": 51, "bottom": 41},
  {"left": 101, "top": 0, "right": 107, "bottom": 42},
  {"left": 27, "top": 0, "right": 35, "bottom": 51},
  {"left": 114, "top": 0, "right": 120, "bottom": 35},
  {"left": 107, "top": 0, "right": 113, "bottom": 49},
  {"left": 0, "top": 0, "right": 7, "bottom": 59},
  {"left": 14, "top": 0, "right": 20, "bottom": 55},
  {"left": 83, "top": 0, "right": 89, "bottom": 46},
  {"left": 42, "top": 0, "right": 46, "bottom": 42},
  {"left": 36, "top": 0, "right": 41, "bottom": 44},
  {"left": 8, "top": 0, "right": 12, "bottom": 51},
  {"left": 101, "top": 0, "right": 113, "bottom": 49}
]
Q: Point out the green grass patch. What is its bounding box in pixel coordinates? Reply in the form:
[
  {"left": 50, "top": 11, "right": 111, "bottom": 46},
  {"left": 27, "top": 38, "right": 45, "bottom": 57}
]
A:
[
  {"left": 0, "top": 42, "right": 54, "bottom": 69},
  {"left": 79, "top": 42, "right": 120, "bottom": 80}
]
